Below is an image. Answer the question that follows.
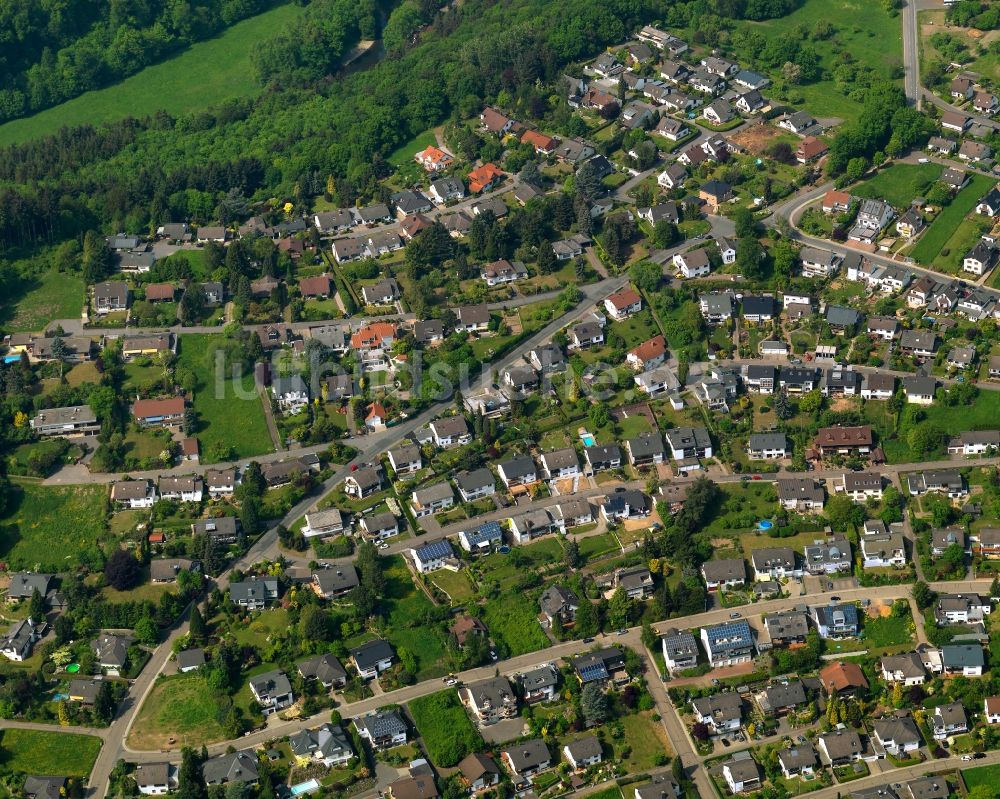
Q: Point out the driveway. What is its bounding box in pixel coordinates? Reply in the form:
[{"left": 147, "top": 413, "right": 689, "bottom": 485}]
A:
[{"left": 479, "top": 717, "right": 526, "bottom": 744}]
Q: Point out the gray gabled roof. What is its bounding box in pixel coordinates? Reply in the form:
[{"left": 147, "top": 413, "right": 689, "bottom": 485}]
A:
[{"left": 202, "top": 750, "right": 259, "bottom": 784}]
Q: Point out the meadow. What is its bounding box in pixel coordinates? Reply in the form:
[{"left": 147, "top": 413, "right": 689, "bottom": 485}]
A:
[
  {"left": 851, "top": 163, "right": 943, "bottom": 209},
  {"left": 127, "top": 673, "right": 227, "bottom": 749},
  {"left": 910, "top": 173, "right": 994, "bottom": 269},
  {"left": 0, "top": 729, "right": 102, "bottom": 776},
  {"left": 0, "top": 4, "right": 304, "bottom": 148},
  {"left": 0, "top": 479, "right": 109, "bottom": 570},
  {"left": 0, "top": 268, "right": 84, "bottom": 332}
]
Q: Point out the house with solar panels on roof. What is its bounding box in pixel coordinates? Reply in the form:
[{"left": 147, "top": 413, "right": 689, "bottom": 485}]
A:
[
  {"left": 572, "top": 647, "right": 628, "bottom": 685},
  {"left": 701, "top": 620, "right": 756, "bottom": 667},
  {"left": 411, "top": 539, "right": 455, "bottom": 573},
  {"left": 354, "top": 710, "right": 408, "bottom": 749},
  {"left": 458, "top": 520, "right": 504, "bottom": 553}
]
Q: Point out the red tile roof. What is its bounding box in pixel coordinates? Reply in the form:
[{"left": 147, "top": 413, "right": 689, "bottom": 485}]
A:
[
  {"left": 629, "top": 335, "right": 666, "bottom": 364},
  {"left": 299, "top": 275, "right": 332, "bottom": 297},
  {"left": 145, "top": 283, "right": 175, "bottom": 301},
  {"left": 132, "top": 396, "right": 185, "bottom": 419},
  {"left": 468, "top": 163, "right": 505, "bottom": 193}
]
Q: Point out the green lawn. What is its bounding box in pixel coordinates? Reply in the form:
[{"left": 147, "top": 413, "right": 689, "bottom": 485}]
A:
[
  {"left": 0, "top": 479, "right": 109, "bottom": 570},
  {"left": 127, "top": 673, "right": 227, "bottom": 750},
  {"left": 387, "top": 129, "right": 438, "bottom": 167},
  {"left": 175, "top": 333, "right": 273, "bottom": 463},
  {"left": 578, "top": 532, "right": 621, "bottom": 562},
  {"left": 0, "top": 729, "right": 101, "bottom": 777},
  {"left": 0, "top": 4, "right": 305, "bottom": 147},
  {"left": 482, "top": 593, "right": 550, "bottom": 656},
  {"left": 0, "top": 268, "right": 85, "bottom": 332},
  {"left": 963, "top": 764, "right": 1000, "bottom": 791},
  {"left": 408, "top": 690, "right": 484, "bottom": 767},
  {"left": 930, "top": 213, "right": 994, "bottom": 274},
  {"left": 886, "top": 391, "right": 1000, "bottom": 461},
  {"left": 430, "top": 569, "right": 477, "bottom": 603},
  {"left": 611, "top": 309, "right": 660, "bottom": 349},
  {"left": 851, "top": 163, "right": 943, "bottom": 209},
  {"left": 911, "top": 173, "right": 994, "bottom": 268}
]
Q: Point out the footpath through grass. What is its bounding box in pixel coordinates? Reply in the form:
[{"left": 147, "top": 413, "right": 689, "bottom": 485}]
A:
[
  {"left": 176, "top": 334, "right": 272, "bottom": 463},
  {"left": 0, "top": 728, "right": 102, "bottom": 776},
  {"left": 0, "top": 3, "right": 304, "bottom": 148}
]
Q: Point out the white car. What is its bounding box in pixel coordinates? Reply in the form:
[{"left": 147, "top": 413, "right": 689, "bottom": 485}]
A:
[{"left": 961, "top": 754, "right": 975, "bottom": 762}]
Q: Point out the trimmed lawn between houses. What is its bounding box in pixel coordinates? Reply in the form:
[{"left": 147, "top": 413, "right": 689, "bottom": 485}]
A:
[
  {"left": 430, "top": 569, "right": 477, "bottom": 603},
  {"left": 0, "top": 729, "right": 102, "bottom": 777}
]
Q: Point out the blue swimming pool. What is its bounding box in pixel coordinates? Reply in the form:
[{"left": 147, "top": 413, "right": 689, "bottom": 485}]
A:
[
  {"left": 290, "top": 780, "right": 320, "bottom": 796},
  {"left": 758, "top": 520, "right": 773, "bottom": 531},
  {"left": 580, "top": 433, "right": 596, "bottom": 446}
]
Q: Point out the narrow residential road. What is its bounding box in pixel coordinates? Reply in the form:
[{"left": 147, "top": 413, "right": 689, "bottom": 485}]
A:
[{"left": 902, "top": 0, "right": 921, "bottom": 108}]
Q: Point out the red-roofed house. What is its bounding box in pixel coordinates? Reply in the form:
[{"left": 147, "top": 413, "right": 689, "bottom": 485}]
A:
[
  {"left": 366, "top": 402, "right": 388, "bottom": 429},
  {"left": 822, "top": 191, "right": 851, "bottom": 214},
  {"left": 627, "top": 335, "right": 667, "bottom": 370},
  {"left": 145, "top": 283, "right": 176, "bottom": 302},
  {"left": 521, "top": 130, "right": 558, "bottom": 154},
  {"left": 415, "top": 145, "right": 454, "bottom": 172},
  {"left": 795, "top": 136, "right": 828, "bottom": 164},
  {"left": 468, "top": 163, "right": 505, "bottom": 194},
  {"left": 351, "top": 323, "right": 397, "bottom": 350},
  {"left": 133, "top": 396, "right": 185, "bottom": 428},
  {"left": 181, "top": 437, "right": 200, "bottom": 462},
  {"left": 604, "top": 288, "right": 642, "bottom": 321},
  {"left": 299, "top": 275, "right": 332, "bottom": 299}
]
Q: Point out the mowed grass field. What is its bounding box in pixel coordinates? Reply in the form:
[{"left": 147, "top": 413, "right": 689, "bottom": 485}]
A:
[
  {"left": 0, "top": 268, "right": 84, "bottom": 332},
  {"left": 963, "top": 764, "right": 1000, "bottom": 791},
  {"left": 0, "top": 728, "right": 102, "bottom": 776},
  {"left": 0, "top": 479, "right": 109, "bottom": 570},
  {"left": 0, "top": 3, "right": 304, "bottom": 148},
  {"left": 127, "top": 673, "right": 227, "bottom": 749},
  {"left": 746, "top": 0, "right": 903, "bottom": 121},
  {"left": 851, "top": 163, "right": 943, "bottom": 209},
  {"left": 176, "top": 333, "right": 272, "bottom": 463},
  {"left": 482, "top": 593, "right": 549, "bottom": 656},
  {"left": 911, "top": 173, "right": 994, "bottom": 268}
]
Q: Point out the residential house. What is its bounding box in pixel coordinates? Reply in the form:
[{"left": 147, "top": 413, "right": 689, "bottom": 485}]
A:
[
  {"left": 661, "top": 629, "right": 699, "bottom": 674},
  {"left": 539, "top": 585, "right": 579, "bottom": 628},
  {"left": 350, "top": 640, "right": 395, "bottom": 680},
  {"left": 815, "top": 425, "right": 873, "bottom": 457},
  {"left": 429, "top": 416, "right": 471, "bottom": 447},
  {"left": 497, "top": 455, "right": 537, "bottom": 488},
  {"left": 354, "top": 711, "right": 407, "bottom": 749},
  {"left": 604, "top": 288, "right": 643, "bottom": 320},
  {"left": 455, "top": 468, "right": 496, "bottom": 502},
  {"left": 817, "top": 730, "right": 863, "bottom": 766},
  {"left": 410, "top": 482, "right": 455, "bottom": 518},
  {"left": 931, "top": 702, "right": 968, "bottom": 740},
  {"left": 289, "top": 724, "right": 354, "bottom": 768},
  {"left": 748, "top": 433, "right": 787, "bottom": 460},
  {"left": 229, "top": 577, "right": 279, "bottom": 611},
  {"left": 700, "top": 620, "right": 755, "bottom": 667},
  {"left": 700, "top": 558, "right": 747, "bottom": 592},
  {"left": 665, "top": 426, "right": 712, "bottom": 460},
  {"left": 812, "top": 603, "right": 860, "bottom": 639},
  {"left": 751, "top": 547, "right": 798, "bottom": 580},
  {"left": 584, "top": 444, "right": 622, "bottom": 473},
  {"left": 248, "top": 670, "right": 294, "bottom": 716},
  {"left": 202, "top": 752, "right": 258, "bottom": 786},
  {"left": 463, "top": 677, "right": 518, "bottom": 724},
  {"left": 457, "top": 753, "right": 501, "bottom": 794},
  {"left": 722, "top": 757, "right": 761, "bottom": 794},
  {"left": 881, "top": 653, "right": 926, "bottom": 686},
  {"left": 501, "top": 740, "right": 552, "bottom": 782},
  {"left": 941, "top": 644, "right": 985, "bottom": 676},
  {"left": 691, "top": 692, "right": 743, "bottom": 735},
  {"left": 411, "top": 539, "right": 455, "bottom": 573},
  {"left": 776, "top": 478, "right": 824, "bottom": 512},
  {"left": 873, "top": 714, "right": 922, "bottom": 756},
  {"left": 906, "top": 469, "right": 966, "bottom": 498}
]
